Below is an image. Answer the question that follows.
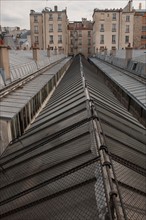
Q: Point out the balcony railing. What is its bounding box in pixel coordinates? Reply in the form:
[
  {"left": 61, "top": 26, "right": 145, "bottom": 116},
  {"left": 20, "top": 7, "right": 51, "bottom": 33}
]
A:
[
  {"left": 34, "top": 20, "right": 38, "bottom": 23},
  {"left": 49, "top": 41, "right": 54, "bottom": 44},
  {"left": 58, "top": 29, "right": 62, "bottom": 32},
  {"left": 49, "top": 29, "right": 53, "bottom": 32},
  {"left": 125, "top": 30, "right": 130, "bottom": 33},
  {"left": 100, "top": 29, "right": 104, "bottom": 32},
  {"left": 112, "top": 29, "right": 116, "bottom": 32}
]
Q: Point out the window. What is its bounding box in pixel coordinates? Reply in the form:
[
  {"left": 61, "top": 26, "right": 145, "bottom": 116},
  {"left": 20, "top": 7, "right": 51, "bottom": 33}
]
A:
[
  {"left": 70, "top": 31, "right": 74, "bottom": 37},
  {"left": 142, "top": 26, "right": 146, "bottom": 31},
  {"left": 125, "top": 25, "right": 130, "bottom": 33},
  {"left": 100, "top": 35, "right": 104, "bottom": 44},
  {"left": 34, "top": 36, "right": 38, "bottom": 43},
  {"left": 34, "top": 26, "right": 38, "bottom": 33},
  {"left": 132, "top": 62, "right": 137, "bottom": 71},
  {"left": 49, "top": 24, "right": 53, "bottom": 32},
  {"left": 112, "top": 24, "right": 116, "bottom": 32},
  {"left": 58, "top": 14, "right": 62, "bottom": 20},
  {"left": 88, "top": 47, "right": 91, "bottom": 54},
  {"left": 112, "top": 13, "right": 116, "bottom": 20},
  {"left": 58, "top": 24, "right": 62, "bottom": 32},
  {"left": 126, "top": 15, "right": 130, "bottom": 22},
  {"left": 58, "top": 35, "right": 62, "bottom": 43},
  {"left": 141, "top": 35, "right": 146, "bottom": 39},
  {"left": 49, "top": 14, "right": 53, "bottom": 20},
  {"left": 100, "top": 24, "right": 104, "bottom": 32},
  {"left": 78, "top": 30, "right": 82, "bottom": 37},
  {"left": 88, "top": 31, "right": 91, "bottom": 37},
  {"left": 50, "top": 35, "right": 53, "bottom": 43},
  {"left": 70, "top": 39, "right": 73, "bottom": 45},
  {"left": 100, "top": 12, "right": 104, "bottom": 20},
  {"left": 112, "top": 35, "right": 116, "bottom": 44},
  {"left": 125, "top": 35, "right": 129, "bottom": 43},
  {"left": 88, "top": 39, "right": 91, "bottom": 45},
  {"left": 34, "top": 15, "right": 38, "bottom": 22},
  {"left": 78, "top": 39, "right": 82, "bottom": 45}
]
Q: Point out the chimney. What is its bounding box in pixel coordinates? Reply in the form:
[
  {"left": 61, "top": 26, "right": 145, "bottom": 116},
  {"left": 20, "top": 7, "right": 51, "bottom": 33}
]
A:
[
  {"left": 0, "top": 45, "right": 11, "bottom": 81},
  {"left": 54, "top": 6, "right": 58, "bottom": 12},
  {"left": 32, "top": 44, "right": 39, "bottom": 61},
  {"left": 125, "top": 43, "right": 133, "bottom": 60},
  {"left": 139, "top": 3, "right": 142, "bottom": 9},
  {"left": 47, "top": 45, "right": 50, "bottom": 57}
]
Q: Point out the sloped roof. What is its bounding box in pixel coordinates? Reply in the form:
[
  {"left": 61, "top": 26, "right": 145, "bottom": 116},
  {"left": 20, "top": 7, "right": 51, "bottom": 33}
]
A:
[{"left": 0, "top": 55, "right": 145, "bottom": 219}]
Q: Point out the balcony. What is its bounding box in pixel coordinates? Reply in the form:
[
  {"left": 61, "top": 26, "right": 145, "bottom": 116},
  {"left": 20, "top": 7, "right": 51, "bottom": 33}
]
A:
[
  {"left": 49, "top": 41, "right": 54, "bottom": 44},
  {"left": 100, "top": 29, "right": 104, "bottom": 32},
  {"left": 125, "top": 30, "right": 130, "bottom": 33},
  {"left": 58, "top": 29, "right": 62, "bottom": 32},
  {"left": 112, "top": 29, "right": 116, "bottom": 32}
]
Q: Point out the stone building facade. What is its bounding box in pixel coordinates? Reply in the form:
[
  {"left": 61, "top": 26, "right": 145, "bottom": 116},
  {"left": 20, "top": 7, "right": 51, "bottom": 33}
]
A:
[
  {"left": 30, "top": 6, "right": 68, "bottom": 54},
  {"left": 92, "top": 0, "right": 134, "bottom": 52},
  {"left": 133, "top": 9, "right": 146, "bottom": 49},
  {"left": 30, "top": 1, "right": 145, "bottom": 57},
  {"left": 68, "top": 19, "right": 93, "bottom": 57}
]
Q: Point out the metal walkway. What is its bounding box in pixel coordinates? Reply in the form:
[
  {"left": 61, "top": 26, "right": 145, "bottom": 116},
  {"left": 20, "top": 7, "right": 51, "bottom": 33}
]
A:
[{"left": 0, "top": 55, "right": 145, "bottom": 220}]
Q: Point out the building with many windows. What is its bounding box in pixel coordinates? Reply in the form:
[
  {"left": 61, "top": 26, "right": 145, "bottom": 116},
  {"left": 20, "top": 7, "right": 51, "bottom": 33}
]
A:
[
  {"left": 68, "top": 18, "right": 93, "bottom": 57},
  {"left": 92, "top": 0, "right": 134, "bottom": 52},
  {"left": 30, "top": 6, "right": 68, "bottom": 54},
  {"left": 133, "top": 5, "right": 146, "bottom": 49},
  {"left": 30, "top": 1, "right": 145, "bottom": 57}
]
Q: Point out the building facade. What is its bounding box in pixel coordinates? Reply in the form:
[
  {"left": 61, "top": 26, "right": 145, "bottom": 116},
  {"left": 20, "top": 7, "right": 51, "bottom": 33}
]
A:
[
  {"left": 133, "top": 8, "right": 146, "bottom": 49},
  {"left": 30, "top": 1, "right": 145, "bottom": 57},
  {"left": 92, "top": 0, "right": 134, "bottom": 52},
  {"left": 68, "top": 19, "right": 93, "bottom": 57},
  {"left": 30, "top": 6, "right": 68, "bottom": 54}
]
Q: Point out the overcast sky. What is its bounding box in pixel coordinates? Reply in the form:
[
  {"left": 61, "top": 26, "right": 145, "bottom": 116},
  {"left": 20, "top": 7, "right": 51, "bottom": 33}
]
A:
[{"left": 1, "top": 0, "right": 145, "bottom": 29}]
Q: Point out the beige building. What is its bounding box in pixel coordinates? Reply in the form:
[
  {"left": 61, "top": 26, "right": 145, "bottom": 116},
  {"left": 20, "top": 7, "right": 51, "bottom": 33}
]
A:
[
  {"left": 68, "top": 19, "right": 93, "bottom": 57},
  {"left": 92, "top": 0, "right": 134, "bottom": 52},
  {"left": 30, "top": 6, "right": 68, "bottom": 54}
]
